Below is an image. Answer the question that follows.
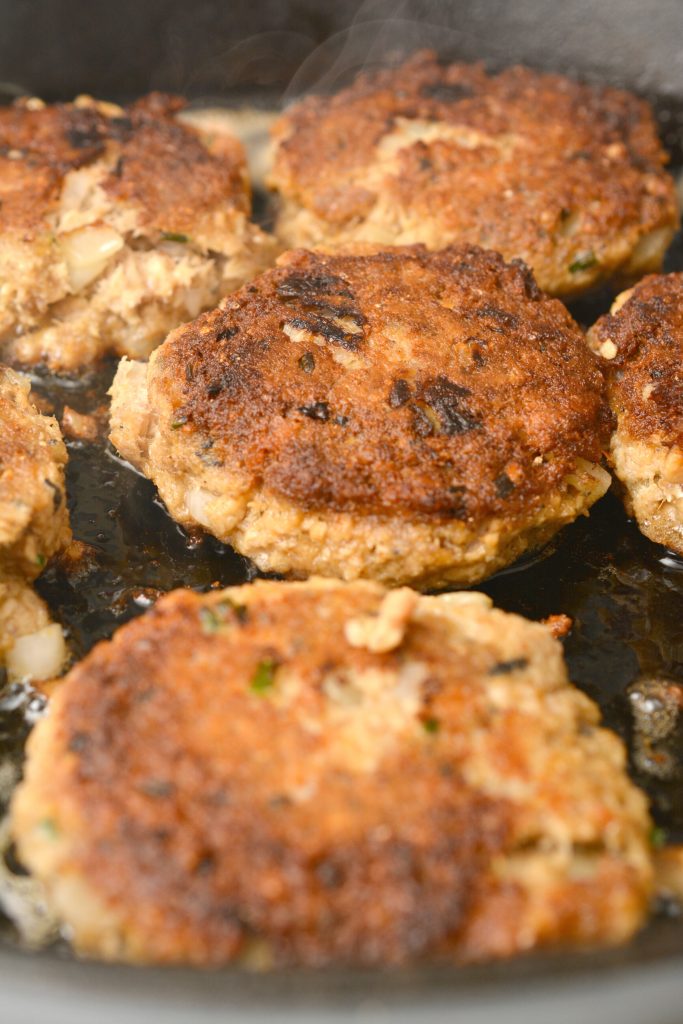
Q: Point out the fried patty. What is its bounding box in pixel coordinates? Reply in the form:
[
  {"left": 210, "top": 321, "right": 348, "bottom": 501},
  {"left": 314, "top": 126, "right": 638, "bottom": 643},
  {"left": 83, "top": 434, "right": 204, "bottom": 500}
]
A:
[
  {"left": 588, "top": 273, "right": 683, "bottom": 553},
  {"left": 110, "top": 245, "right": 610, "bottom": 588},
  {"left": 11, "top": 579, "right": 653, "bottom": 966},
  {"left": 268, "top": 51, "right": 678, "bottom": 297},
  {"left": 0, "top": 93, "right": 275, "bottom": 370},
  {"left": 0, "top": 366, "right": 70, "bottom": 666}
]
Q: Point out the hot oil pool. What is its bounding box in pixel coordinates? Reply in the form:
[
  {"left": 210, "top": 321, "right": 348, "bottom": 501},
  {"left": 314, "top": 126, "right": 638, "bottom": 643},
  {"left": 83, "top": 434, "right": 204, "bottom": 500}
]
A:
[{"left": 1, "top": 103, "right": 683, "bottom": 966}]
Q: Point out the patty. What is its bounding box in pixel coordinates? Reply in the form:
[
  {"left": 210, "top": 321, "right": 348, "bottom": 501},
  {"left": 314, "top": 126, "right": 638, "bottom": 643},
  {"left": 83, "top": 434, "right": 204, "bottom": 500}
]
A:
[
  {"left": 0, "top": 366, "right": 70, "bottom": 671},
  {"left": 0, "top": 93, "right": 275, "bottom": 371},
  {"left": 587, "top": 273, "right": 683, "bottom": 554},
  {"left": 10, "top": 579, "right": 653, "bottom": 966},
  {"left": 268, "top": 51, "right": 678, "bottom": 297},
  {"left": 109, "top": 245, "right": 611, "bottom": 589}
]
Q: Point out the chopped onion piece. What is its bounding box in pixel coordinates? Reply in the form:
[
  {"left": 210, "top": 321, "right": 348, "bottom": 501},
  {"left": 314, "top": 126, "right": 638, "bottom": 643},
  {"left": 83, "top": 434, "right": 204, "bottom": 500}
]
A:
[
  {"left": 59, "top": 226, "right": 124, "bottom": 290},
  {"left": 6, "top": 624, "right": 66, "bottom": 683}
]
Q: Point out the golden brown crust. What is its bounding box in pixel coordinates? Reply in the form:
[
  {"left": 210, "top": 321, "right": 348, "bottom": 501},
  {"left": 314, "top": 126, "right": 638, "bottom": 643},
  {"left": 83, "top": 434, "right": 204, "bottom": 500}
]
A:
[
  {"left": 269, "top": 52, "right": 678, "bottom": 296},
  {"left": 158, "top": 245, "right": 610, "bottom": 522},
  {"left": 11, "top": 581, "right": 653, "bottom": 965},
  {"left": 0, "top": 366, "right": 70, "bottom": 578},
  {"left": 0, "top": 93, "right": 247, "bottom": 240},
  {"left": 590, "top": 273, "right": 683, "bottom": 446}
]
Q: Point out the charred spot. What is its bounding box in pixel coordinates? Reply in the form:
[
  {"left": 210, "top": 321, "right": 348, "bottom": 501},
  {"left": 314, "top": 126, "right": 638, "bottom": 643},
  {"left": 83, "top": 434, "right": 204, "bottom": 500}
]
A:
[
  {"left": 216, "top": 325, "right": 239, "bottom": 342},
  {"left": 421, "top": 81, "right": 474, "bottom": 103},
  {"left": 472, "top": 304, "right": 520, "bottom": 331},
  {"left": 276, "top": 273, "right": 354, "bottom": 301},
  {"left": 446, "top": 484, "right": 468, "bottom": 519},
  {"left": 288, "top": 315, "right": 362, "bottom": 351},
  {"left": 299, "top": 350, "right": 315, "bottom": 373},
  {"left": 299, "top": 401, "right": 330, "bottom": 422},
  {"left": 206, "top": 382, "right": 223, "bottom": 398},
  {"left": 494, "top": 473, "right": 515, "bottom": 499},
  {"left": 303, "top": 299, "right": 365, "bottom": 327},
  {"left": 334, "top": 414, "right": 349, "bottom": 427},
  {"left": 650, "top": 367, "right": 667, "bottom": 380},
  {"left": 422, "top": 376, "right": 480, "bottom": 435},
  {"left": 45, "top": 477, "right": 62, "bottom": 510},
  {"left": 64, "top": 111, "right": 105, "bottom": 151},
  {"left": 509, "top": 258, "right": 542, "bottom": 300},
  {"left": 107, "top": 115, "right": 133, "bottom": 140},
  {"left": 388, "top": 378, "right": 411, "bottom": 408},
  {"left": 111, "top": 155, "right": 125, "bottom": 178},
  {"left": 488, "top": 657, "right": 529, "bottom": 676}
]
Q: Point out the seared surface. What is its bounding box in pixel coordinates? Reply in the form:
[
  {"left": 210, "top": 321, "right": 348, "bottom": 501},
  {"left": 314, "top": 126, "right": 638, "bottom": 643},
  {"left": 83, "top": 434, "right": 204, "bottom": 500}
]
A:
[
  {"left": 589, "top": 274, "right": 683, "bottom": 553},
  {"left": 11, "top": 580, "right": 653, "bottom": 966},
  {"left": 162, "top": 246, "right": 608, "bottom": 520},
  {"left": 0, "top": 94, "right": 274, "bottom": 369},
  {"left": 269, "top": 52, "right": 678, "bottom": 296}
]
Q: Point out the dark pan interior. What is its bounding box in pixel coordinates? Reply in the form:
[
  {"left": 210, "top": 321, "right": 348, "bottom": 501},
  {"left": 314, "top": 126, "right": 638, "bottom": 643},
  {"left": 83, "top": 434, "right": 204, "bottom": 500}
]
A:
[{"left": 1, "top": 0, "right": 683, "bottom": 998}]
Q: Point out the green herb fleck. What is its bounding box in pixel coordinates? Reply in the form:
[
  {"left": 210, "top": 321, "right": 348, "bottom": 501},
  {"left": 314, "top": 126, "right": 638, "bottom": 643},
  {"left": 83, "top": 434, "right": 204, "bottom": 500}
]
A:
[
  {"left": 161, "top": 231, "right": 189, "bottom": 243},
  {"left": 423, "top": 717, "right": 440, "bottom": 734},
  {"left": 199, "top": 599, "right": 248, "bottom": 634},
  {"left": 170, "top": 414, "right": 188, "bottom": 430},
  {"left": 199, "top": 606, "right": 222, "bottom": 634},
  {"left": 250, "top": 658, "right": 278, "bottom": 695},
  {"left": 299, "top": 351, "right": 315, "bottom": 373},
  {"left": 650, "top": 825, "right": 668, "bottom": 849},
  {"left": 39, "top": 818, "right": 59, "bottom": 839},
  {"left": 35, "top": 553, "right": 46, "bottom": 568},
  {"left": 569, "top": 251, "right": 598, "bottom": 274},
  {"left": 217, "top": 597, "right": 248, "bottom": 624}
]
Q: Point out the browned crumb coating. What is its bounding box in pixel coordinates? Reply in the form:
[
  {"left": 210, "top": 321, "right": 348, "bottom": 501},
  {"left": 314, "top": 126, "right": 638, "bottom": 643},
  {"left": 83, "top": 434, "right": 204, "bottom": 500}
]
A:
[
  {"left": 11, "top": 581, "right": 653, "bottom": 966},
  {"left": 269, "top": 51, "right": 678, "bottom": 296}
]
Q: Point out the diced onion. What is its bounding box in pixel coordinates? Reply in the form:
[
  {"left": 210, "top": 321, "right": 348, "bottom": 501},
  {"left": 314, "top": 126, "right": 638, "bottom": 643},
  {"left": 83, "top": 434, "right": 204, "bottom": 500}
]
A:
[
  {"left": 59, "top": 226, "right": 124, "bottom": 291},
  {"left": 6, "top": 624, "right": 66, "bottom": 683}
]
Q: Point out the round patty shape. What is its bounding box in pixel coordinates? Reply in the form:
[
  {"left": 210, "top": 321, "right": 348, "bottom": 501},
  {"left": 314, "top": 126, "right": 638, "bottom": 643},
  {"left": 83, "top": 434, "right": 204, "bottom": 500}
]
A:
[
  {"left": 588, "top": 273, "right": 683, "bottom": 554},
  {"left": 0, "top": 93, "right": 275, "bottom": 371},
  {"left": 11, "top": 580, "right": 653, "bottom": 966},
  {"left": 268, "top": 51, "right": 678, "bottom": 297},
  {"left": 109, "top": 245, "right": 610, "bottom": 589}
]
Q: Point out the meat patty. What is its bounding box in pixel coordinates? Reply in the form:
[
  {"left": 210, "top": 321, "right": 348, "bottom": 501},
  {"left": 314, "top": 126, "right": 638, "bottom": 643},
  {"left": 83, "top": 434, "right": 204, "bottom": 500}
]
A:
[
  {"left": 109, "top": 245, "right": 611, "bottom": 589},
  {"left": 268, "top": 51, "right": 678, "bottom": 297},
  {"left": 0, "top": 366, "right": 70, "bottom": 671},
  {"left": 0, "top": 93, "right": 275, "bottom": 371},
  {"left": 10, "top": 579, "right": 653, "bottom": 966},
  {"left": 588, "top": 273, "right": 683, "bottom": 554}
]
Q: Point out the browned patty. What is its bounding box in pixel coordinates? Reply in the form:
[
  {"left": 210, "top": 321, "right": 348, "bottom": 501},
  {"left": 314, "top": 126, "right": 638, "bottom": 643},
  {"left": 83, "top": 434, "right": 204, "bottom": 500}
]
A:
[
  {"left": 588, "top": 274, "right": 683, "bottom": 552},
  {"left": 269, "top": 52, "right": 678, "bottom": 296},
  {"left": 0, "top": 93, "right": 274, "bottom": 369},
  {"left": 11, "top": 580, "right": 653, "bottom": 966},
  {"left": 142, "top": 245, "right": 608, "bottom": 519},
  {"left": 109, "top": 244, "right": 611, "bottom": 586},
  {"left": 0, "top": 93, "right": 246, "bottom": 241}
]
